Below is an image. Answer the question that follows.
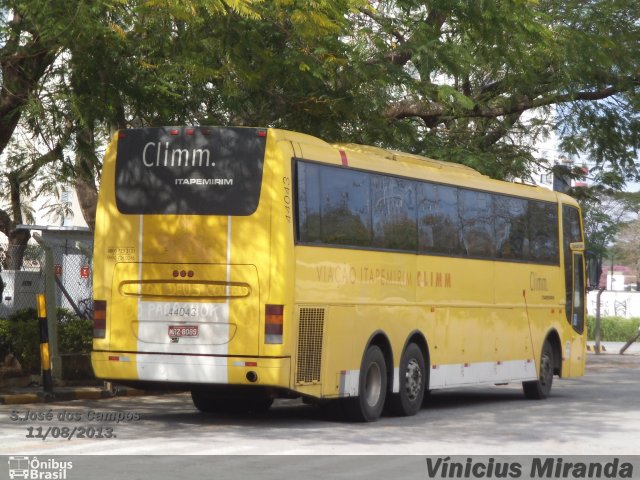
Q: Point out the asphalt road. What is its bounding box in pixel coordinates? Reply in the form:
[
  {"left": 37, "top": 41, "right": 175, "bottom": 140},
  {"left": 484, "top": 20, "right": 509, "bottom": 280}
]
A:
[{"left": 1, "top": 353, "right": 639, "bottom": 456}]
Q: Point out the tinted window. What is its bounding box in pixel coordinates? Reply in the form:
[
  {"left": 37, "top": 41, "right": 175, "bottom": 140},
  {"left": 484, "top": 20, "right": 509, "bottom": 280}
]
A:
[
  {"left": 528, "top": 201, "right": 559, "bottom": 263},
  {"left": 115, "top": 127, "right": 266, "bottom": 215},
  {"left": 297, "top": 162, "right": 322, "bottom": 242},
  {"left": 295, "top": 160, "right": 560, "bottom": 265},
  {"left": 572, "top": 252, "right": 585, "bottom": 333},
  {"left": 563, "top": 206, "right": 583, "bottom": 243},
  {"left": 459, "top": 190, "right": 495, "bottom": 258},
  {"left": 494, "top": 196, "right": 529, "bottom": 259},
  {"left": 372, "top": 176, "right": 417, "bottom": 250},
  {"left": 417, "top": 183, "right": 463, "bottom": 255},
  {"left": 320, "top": 167, "right": 372, "bottom": 246}
]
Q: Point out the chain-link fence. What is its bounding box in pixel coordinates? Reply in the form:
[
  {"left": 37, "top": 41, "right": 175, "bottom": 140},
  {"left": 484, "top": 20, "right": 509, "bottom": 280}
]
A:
[
  {"left": 1, "top": 239, "right": 94, "bottom": 381},
  {"left": 1, "top": 241, "right": 92, "bottom": 319}
]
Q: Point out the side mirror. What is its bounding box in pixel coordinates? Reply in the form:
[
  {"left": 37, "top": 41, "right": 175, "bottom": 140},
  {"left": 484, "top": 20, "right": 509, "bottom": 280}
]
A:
[{"left": 585, "top": 252, "right": 601, "bottom": 291}]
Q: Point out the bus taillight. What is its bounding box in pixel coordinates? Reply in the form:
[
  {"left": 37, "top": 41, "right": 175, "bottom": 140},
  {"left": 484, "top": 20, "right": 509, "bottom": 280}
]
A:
[
  {"left": 93, "top": 300, "right": 106, "bottom": 338},
  {"left": 265, "top": 304, "right": 283, "bottom": 344}
]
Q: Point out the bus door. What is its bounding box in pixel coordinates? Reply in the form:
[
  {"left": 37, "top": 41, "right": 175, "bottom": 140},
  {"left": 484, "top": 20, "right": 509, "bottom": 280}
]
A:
[{"left": 563, "top": 205, "right": 586, "bottom": 376}]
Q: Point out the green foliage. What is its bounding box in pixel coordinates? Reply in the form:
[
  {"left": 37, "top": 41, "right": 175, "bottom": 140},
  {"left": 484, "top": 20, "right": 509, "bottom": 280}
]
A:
[
  {"left": 580, "top": 190, "right": 640, "bottom": 263},
  {"left": 0, "top": 308, "right": 92, "bottom": 375},
  {"left": 586, "top": 315, "right": 640, "bottom": 342},
  {"left": 57, "top": 308, "right": 93, "bottom": 354},
  {"left": 2, "top": 0, "right": 640, "bottom": 245},
  {"left": 0, "top": 309, "right": 40, "bottom": 374}
]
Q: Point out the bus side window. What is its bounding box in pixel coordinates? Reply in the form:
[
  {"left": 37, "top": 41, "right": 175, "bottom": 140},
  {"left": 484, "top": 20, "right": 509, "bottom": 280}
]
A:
[
  {"left": 459, "top": 189, "right": 495, "bottom": 258},
  {"left": 417, "top": 183, "right": 464, "bottom": 256}
]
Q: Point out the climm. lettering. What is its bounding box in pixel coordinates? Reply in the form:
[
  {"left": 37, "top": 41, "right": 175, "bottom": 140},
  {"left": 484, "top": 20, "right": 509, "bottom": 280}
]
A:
[
  {"left": 142, "top": 142, "right": 214, "bottom": 167},
  {"left": 417, "top": 271, "right": 452, "bottom": 288}
]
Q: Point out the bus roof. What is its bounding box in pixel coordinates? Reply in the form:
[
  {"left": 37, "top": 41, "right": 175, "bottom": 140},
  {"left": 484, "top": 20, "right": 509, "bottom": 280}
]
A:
[
  {"left": 276, "top": 128, "right": 572, "bottom": 206},
  {"left": 333, "top": 143, "right": 483, "bottom": 176}
]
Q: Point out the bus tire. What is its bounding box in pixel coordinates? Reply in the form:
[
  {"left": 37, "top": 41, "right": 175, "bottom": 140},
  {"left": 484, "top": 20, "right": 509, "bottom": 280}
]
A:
[
  {"left": 343, "top": 345, "right": 387, "bottom": 422},
  {"left": 386, "top": 343, "right": 426, "bottom": 416},
  {"left": 522, "top": 340, "right": 554, "bottom": 399}
]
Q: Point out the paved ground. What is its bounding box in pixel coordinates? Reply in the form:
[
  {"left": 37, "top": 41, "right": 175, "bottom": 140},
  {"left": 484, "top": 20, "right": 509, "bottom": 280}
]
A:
[{"left": 0, "top": 350, "right": 639, "bottom": 456}]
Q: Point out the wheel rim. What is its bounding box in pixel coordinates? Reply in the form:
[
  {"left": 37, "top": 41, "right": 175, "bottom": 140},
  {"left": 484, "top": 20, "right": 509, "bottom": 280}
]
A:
[
  {"left": 364, "top": 362, "right": 382, "bottom": 407},
  {"left": 404, "top": 358, "right": 423, "bottom": 402}
]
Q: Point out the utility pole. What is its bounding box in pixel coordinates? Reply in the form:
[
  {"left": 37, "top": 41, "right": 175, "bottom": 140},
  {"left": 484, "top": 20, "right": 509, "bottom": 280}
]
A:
[{"left": 33, "top": 234, "right": 61, "bottom": 383}]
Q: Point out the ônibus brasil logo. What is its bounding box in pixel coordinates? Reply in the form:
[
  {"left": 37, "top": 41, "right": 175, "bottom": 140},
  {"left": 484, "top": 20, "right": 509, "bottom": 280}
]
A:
[{"left": 8, "top": 456, "right": 73, "bottom": 479}]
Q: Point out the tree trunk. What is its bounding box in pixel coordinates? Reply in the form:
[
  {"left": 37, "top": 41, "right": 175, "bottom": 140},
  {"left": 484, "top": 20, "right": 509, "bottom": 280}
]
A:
[
  {"left": 5, "top": 228, "right": 30, "bottom": 270},
  {"left": 75, "top": 176, "right": 98, "bottom": 231},
  {"left": 73, "top": 123, "right": 101, "bottom": 231}
]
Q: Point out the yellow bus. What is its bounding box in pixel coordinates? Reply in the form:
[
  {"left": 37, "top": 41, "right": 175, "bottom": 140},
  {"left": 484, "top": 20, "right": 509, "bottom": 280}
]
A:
[{"left": 91, "top": 126, "right": 586, "bottom": 421}]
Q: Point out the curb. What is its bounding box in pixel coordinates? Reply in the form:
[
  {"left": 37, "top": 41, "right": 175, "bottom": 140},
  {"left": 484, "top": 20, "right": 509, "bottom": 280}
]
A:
[
  {"left": 0, "top": 387, "right": 158, "bottom": 405},
  {"left": 586, "top": 345, "right": 606, "bottom": 352}
]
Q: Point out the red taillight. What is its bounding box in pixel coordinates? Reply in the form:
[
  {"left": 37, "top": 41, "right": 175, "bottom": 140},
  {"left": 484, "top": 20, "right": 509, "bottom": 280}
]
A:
[
  {"left": 265, "top": 304, "right": 283, "bottom": 344},
  {"left": 186, "top": 128, "right": 195, "bottom": 135},
  {"left": 93, "top": 300, "right": 106, "bottom": 339},
  {"left": 118, "top": 131, "right": 127, "bottom": 139},
  {"left": 258, "top": 130, "right": 267, "bottom": 137},
  {"left": 169, "top": 129, "right": 179, "bottom": 135}
]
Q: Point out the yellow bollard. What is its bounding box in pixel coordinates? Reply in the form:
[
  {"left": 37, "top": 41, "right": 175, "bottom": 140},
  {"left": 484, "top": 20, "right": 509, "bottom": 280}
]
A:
[{"left": 36, "top": 294, "right": 53, "bottom": 393}]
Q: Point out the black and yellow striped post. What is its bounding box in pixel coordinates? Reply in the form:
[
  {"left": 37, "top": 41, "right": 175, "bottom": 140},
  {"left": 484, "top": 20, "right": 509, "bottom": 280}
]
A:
[{"left": 36, "top": 294, "right": 53, "bottom": 393}]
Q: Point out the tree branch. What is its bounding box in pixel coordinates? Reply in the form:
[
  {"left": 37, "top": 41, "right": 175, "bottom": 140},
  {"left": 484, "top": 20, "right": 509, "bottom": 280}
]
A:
[
  {"left": 0, "top": 9, "right": 59, "bottom": 156},
  {"left": 385, "top": 78, "right": 639, "bottom": 125}
]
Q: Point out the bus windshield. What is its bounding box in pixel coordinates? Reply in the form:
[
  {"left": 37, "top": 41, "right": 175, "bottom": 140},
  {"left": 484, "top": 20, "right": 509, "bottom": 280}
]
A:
[{"left": 115, "top": 126, "right": 266, "bottom": 216}]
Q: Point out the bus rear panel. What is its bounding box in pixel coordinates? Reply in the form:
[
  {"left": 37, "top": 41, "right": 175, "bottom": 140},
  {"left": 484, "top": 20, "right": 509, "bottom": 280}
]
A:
[{"left": 92, "top": 127, "right": 294, "bottom": 392}]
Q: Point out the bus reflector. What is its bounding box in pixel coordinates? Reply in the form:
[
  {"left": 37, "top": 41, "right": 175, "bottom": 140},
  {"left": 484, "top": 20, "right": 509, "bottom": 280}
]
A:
[
  {"left": 93, "top": 300, "right": 106, "bottom": 338},
  {"left": 265, "top": 304, "right": 283, "bottom": 344},
  {"left": 108, "top": 355, "right": 130, "bottom": 362},
  {"left": 339, "top": 149, "right": 349, "bottom": 166}
]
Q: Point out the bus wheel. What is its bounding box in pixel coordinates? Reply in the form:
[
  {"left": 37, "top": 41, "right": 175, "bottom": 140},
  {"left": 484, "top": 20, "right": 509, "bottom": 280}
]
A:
[
  {"left": 343, "top": 345, "right": 387, "bottom": 422},
  {"left": 387, "top": 343, "right": 426, "bottom": 416},
  {"left": 523, "top": 340, "right": 554, "bottom": 399}
]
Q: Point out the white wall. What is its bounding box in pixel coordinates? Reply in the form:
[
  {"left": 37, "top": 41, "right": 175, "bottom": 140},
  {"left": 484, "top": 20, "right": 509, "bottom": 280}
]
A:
[
  {"left": 587, "top": 291, "right": 640, "bottom": 319},
  {"left": 1, "top": 187, "right": 88, "bottom": 243}
]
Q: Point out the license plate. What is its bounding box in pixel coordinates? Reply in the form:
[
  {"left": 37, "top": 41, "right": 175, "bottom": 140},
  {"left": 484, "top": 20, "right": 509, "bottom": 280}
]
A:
[{"left": 168, "top": 325, "right": 199, "bottom": 337}]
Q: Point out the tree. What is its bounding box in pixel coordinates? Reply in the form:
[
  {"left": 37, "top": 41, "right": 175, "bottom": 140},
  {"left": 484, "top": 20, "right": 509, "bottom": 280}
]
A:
[
  {"left": 614, "top": 219, "right": 640, "bottom": 280},
  {"left": 0, "top": 137, "right": 67, "bottom": 268},
  {"left": 0, "top": 0, "right": 278, "bottom": 257},
  {"left": 3, "top": 0, "right": 640, "bottom": 255},
  {"left": 338, "top": 0, "right": 640, "bottom": 185},
  {"left": 581, "top": 190, "right": 640, "bottom": 284}
]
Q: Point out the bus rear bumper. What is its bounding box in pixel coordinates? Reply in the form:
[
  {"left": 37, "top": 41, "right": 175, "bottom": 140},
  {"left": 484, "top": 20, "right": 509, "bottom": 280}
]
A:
[{"left": 91, "top": 351, "right": 291, "bottom": 388}]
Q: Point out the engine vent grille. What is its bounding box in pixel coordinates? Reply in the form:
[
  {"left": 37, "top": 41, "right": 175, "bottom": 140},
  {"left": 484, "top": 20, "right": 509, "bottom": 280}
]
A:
[{"left": 295, "top": 308, "right": 325, "bottom": 384}]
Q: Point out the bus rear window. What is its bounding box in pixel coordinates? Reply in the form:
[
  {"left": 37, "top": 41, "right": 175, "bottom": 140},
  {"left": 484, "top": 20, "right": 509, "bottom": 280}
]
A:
[{"left": 115, "top": 127, "right": 266, "bottom": 215}]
